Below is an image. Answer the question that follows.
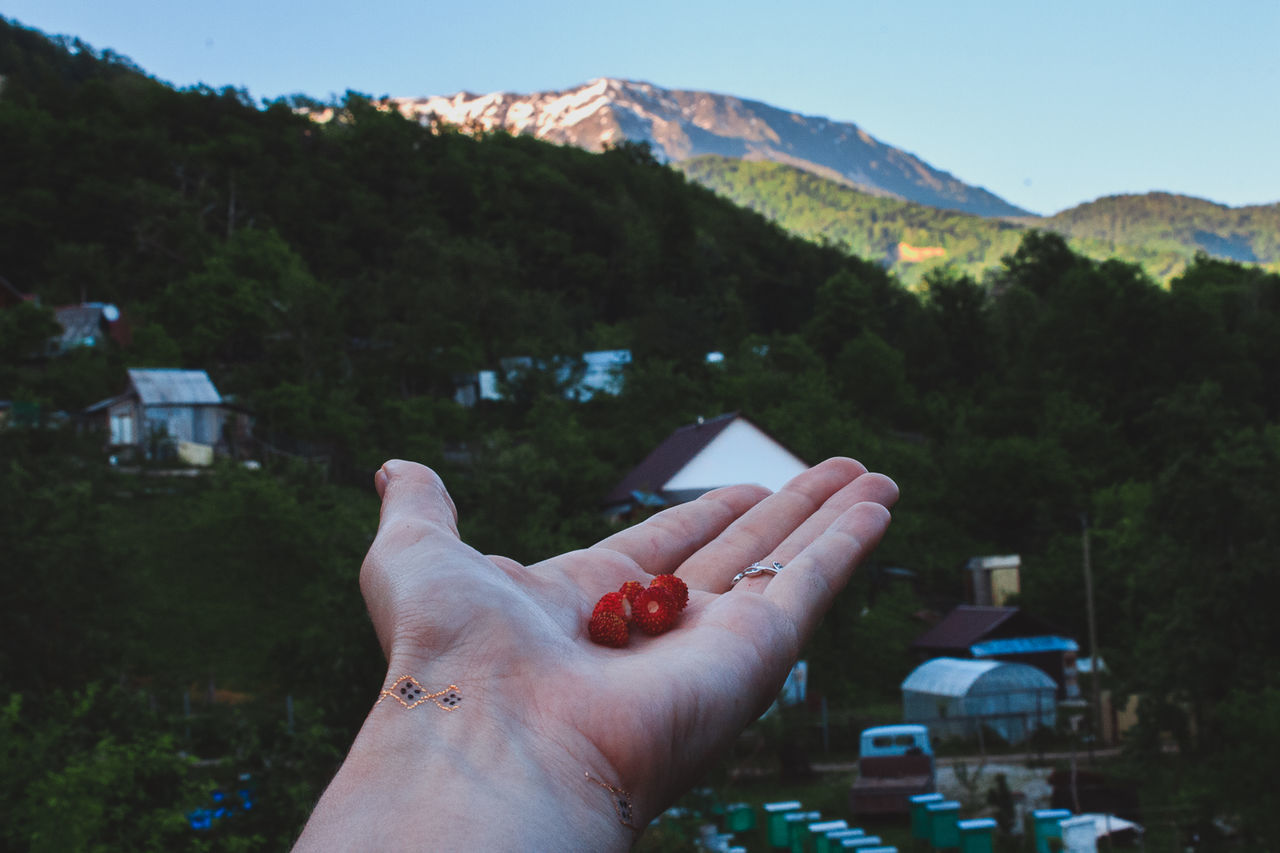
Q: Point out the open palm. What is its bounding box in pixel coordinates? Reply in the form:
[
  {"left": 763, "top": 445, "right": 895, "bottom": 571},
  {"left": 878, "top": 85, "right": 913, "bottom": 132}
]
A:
[{"left": 357, "top": 456, "right": 898, "bottom": 835}]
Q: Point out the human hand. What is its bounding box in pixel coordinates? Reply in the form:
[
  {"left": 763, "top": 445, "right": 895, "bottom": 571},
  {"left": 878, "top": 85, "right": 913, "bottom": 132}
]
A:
[{"left": 294, "top": 457, "right": 896, "bottom": 852}]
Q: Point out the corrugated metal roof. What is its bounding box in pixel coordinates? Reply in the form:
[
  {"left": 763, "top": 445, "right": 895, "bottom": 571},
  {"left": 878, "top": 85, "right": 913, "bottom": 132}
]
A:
[
  {"left": 128, "top": 369, "right": 222, "bottom": 405},
  {"left": 971, "top": 635, "right": 1079, "bottom": 657},
  {"left": 901, "top": 657, "right": 1057, "bottom": 697}
]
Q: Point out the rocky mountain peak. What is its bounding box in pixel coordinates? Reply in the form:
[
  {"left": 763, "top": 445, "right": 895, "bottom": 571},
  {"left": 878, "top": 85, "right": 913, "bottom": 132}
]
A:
[{"left": 389, "top": 79, "right": 1029, "bottom": 218}]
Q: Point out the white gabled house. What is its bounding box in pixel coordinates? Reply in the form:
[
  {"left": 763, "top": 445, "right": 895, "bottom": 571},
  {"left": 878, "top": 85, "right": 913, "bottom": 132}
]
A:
[{"left": 603, "top": 412, "right": 809, "bottom": 515}]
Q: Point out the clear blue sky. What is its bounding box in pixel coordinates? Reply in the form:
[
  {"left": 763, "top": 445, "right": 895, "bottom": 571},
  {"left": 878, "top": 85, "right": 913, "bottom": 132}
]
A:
[{"left": 5, "top": 0, "right": 1278, "bottom": 215}]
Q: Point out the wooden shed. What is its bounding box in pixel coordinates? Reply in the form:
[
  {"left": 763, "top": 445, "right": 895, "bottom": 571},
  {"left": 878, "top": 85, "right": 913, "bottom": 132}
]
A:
[
  {"left": 912, "top": 605, "right": 1081, "bottom": 699},
  {"left": 83, "top": 368, "right": 232, "bottom": 464}
]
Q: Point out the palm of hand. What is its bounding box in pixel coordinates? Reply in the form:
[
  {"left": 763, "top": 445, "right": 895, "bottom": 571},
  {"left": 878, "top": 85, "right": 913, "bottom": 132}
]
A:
[{"left": 362, "top": 458, "right": 897, "bottom": 818}]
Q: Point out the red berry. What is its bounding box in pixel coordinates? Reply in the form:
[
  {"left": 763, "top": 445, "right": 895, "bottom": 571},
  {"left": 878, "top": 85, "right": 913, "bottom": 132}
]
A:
[
  {"left": 649, "top": 574, "right": 688, "bottom": 611},
  {"left": 593, "top": 591, "right": 626, "bottom": 620},
  {"left": 632, "top": 587, "right": 678, "bottom": 635},
  {"left": 618, "top": 581, "right": 644, "bottom": 619},
  {"left": 588, "top": 609, "right": 630, "bottom": 647}
]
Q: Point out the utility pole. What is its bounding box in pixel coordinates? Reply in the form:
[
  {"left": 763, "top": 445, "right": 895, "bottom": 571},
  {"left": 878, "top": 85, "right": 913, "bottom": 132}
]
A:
[{"left": 1081, "top": 514, "right": 1103, "bottom": 745}]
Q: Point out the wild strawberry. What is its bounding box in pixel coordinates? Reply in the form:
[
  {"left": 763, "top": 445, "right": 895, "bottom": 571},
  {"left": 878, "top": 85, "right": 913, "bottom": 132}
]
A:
[
  {"left": 588, "top": 609, "right": 629, "bottom": 647},
  {"left": 618, "top": 580, "right": 644, "bottom": 619},
  {"left": 632, "top": 587, "right": 678, "bottom": 635},
  {"left": 648, "top": 574, "right": 688, "bottom": 611},
  {"left": 593, "top": 591, "right": 627, "bottom": 620}
]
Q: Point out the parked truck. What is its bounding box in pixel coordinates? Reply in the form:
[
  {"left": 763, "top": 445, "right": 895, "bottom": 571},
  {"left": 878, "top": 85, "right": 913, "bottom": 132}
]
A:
[{"left": 848, "top": 724, "right": 936, "bottom": 815}]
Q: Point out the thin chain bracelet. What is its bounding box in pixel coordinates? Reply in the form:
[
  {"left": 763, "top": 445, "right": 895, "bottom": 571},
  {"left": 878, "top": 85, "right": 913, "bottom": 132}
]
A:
[
  {"left": 376, "top": 675, "right": 463, "bottom": 711},
  {"left": 586, "top": 771, "right": 638, "bottom": 829}
]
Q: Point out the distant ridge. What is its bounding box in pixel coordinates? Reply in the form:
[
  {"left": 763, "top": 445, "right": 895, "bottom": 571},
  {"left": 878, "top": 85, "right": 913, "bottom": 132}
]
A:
[
  {"left": 1043, "top": 192, "right": 1280, "bottom": 266},
  {"left": 676, "top": 156, "right": 1280, "bottom": 284},
  {"left": 389, "top": 78, "right": 1031, "bottom": 218}
]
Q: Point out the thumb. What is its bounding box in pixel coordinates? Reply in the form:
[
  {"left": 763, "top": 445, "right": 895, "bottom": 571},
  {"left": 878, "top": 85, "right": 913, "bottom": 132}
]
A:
[
  {"left": 374, "top": 459, "right": 460, "bottom": 540},
  {"left": 362, "top": 461, "right": 462, "bottom": 659}
]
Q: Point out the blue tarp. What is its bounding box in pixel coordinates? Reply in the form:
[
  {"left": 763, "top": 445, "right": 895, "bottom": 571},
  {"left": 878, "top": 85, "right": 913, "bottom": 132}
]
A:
[{"left": 970, "top": 635, "right": 1078, "bottom": 657}]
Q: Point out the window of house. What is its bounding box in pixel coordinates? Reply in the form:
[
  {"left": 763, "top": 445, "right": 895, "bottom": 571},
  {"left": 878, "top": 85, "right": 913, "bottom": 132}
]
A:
[{"left": 110, "top": 413, "right": 134, "bottom": 445}]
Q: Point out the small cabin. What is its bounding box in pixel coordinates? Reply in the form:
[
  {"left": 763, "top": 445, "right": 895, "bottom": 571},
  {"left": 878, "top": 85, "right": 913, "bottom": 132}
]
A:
[{"left": 82, "top": 368, "right": 243, "bottom": 465}]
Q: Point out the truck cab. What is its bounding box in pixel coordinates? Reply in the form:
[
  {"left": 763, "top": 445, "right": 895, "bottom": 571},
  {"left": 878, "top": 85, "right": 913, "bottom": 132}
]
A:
[{"left": 859, "top": 724, "right": 932, "bottom": 758}]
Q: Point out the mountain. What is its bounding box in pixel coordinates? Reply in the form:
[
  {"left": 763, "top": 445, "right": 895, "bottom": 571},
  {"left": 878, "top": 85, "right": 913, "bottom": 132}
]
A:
[
  {"left": 389, "top": 78, "right": 1031, "bottom": 218},
  {"left": 678, "top": 156, "right": 1280, "bottom": 284}
]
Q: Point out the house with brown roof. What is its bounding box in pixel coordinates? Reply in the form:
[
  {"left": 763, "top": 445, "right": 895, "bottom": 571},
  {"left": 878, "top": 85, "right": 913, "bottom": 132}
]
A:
[
  {"left": 603, "top": 412, "right": 808, "bottom": 515},
  {"left": 911, "top": 605, "right": 1081, "bottom": 699}
]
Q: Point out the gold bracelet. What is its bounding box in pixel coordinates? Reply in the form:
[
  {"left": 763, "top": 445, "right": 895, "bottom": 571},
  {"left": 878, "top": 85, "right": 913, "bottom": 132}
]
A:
[
  {"left": 586, "top": 771, "right": 638, "bottom": 830},
  {"left": 376, "top": 675, "right": 463, "bottom": 711}
]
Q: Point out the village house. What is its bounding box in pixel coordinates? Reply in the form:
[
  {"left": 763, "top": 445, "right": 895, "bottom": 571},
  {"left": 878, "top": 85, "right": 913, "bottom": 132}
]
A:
[
  {"left": 453, "top": 349, "right": 632, "bottom": 406},
  {"left": 603, "top": 412, "right": 809, "bottom": 516},
  {"left": 82, "top": 368, "right": 248, "bottom": 465},
  {"left": 50, "top": 302, "right": 131, "bottom": 354},
  {"left": 911, "top": 604, "right": 1081, "bottom": 701}
]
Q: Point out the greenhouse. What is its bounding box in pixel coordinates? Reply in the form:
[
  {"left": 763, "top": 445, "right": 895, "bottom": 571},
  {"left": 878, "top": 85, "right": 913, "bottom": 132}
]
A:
[{"left": 901, "top": 657, "right": 1058, "bottom": 744}]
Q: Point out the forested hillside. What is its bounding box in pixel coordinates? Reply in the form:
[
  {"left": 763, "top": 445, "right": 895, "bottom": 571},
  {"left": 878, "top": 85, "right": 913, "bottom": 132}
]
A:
[
  {"left": 4, "top": 18, "right": 1280, "bottom": 849},
  {"left": 1043, "top": 192, "right": 1280, "bottom": 269},
  {"left": 679, "top": 155, "right": 1280, "bottom": 285}
]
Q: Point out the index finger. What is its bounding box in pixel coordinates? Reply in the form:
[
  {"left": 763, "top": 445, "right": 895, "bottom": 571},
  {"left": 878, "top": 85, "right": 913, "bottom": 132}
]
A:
[{"left": 590, "top": 483, "right": 772, "bottom": 575}]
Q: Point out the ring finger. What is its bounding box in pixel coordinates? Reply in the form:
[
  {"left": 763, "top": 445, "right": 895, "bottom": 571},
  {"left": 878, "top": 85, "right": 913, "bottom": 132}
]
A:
[
  {"left": 678, "top": 457, "right": 867, "bottom": 593},
  {"left": 724, "top": 470, "right": 898, "bottom": 595}
]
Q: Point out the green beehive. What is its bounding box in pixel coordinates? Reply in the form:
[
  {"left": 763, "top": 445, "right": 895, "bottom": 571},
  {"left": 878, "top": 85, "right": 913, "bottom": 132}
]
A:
[
  {"left": 958, "top": 818, "right": 998, "bottom": 853},
  {"left": 806, "top": 821, "right": 848, "bottom": 853},
  {"left": 786, "top": 811, "right": 823, "bottom": 853},
  {"left": 725, "top": 803, "right": 756, "bottom": 832},
  {"left": 926, "top": 801, "right": 961, "bottom": 849},
  {"left": 1032, "top": 809, "right": 1072, "bottom": 853},
  {"left": 819, "top": 828, "right": 865, "bottom": 853},
  {"left": 764, "top": 801, "right": 802, "bottom": 848},
  {"left": 910, "top": 793, "right": 945, "bottom": 840}
]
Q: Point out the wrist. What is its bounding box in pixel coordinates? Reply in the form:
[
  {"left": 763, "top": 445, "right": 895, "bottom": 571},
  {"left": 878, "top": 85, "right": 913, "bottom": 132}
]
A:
[{"left": 293, "top": 669, "right": 638, "bottom": 852}]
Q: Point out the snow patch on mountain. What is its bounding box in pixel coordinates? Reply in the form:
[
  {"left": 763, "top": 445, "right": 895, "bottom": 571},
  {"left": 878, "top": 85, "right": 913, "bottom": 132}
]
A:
[{"left": 389, "top": 78, "right": 1029, "bottom": 218}]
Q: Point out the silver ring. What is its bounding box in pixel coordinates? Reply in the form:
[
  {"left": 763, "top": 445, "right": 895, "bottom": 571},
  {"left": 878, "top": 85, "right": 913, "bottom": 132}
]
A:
[{"left": 730, "top": 560, "right": 784, "bottom": 587}]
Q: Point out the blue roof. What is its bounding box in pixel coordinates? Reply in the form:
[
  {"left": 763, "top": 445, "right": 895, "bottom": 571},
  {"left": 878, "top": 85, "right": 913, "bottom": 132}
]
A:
[{"left": 970, "top": 635, "right": 1078, "bottom": 657}]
